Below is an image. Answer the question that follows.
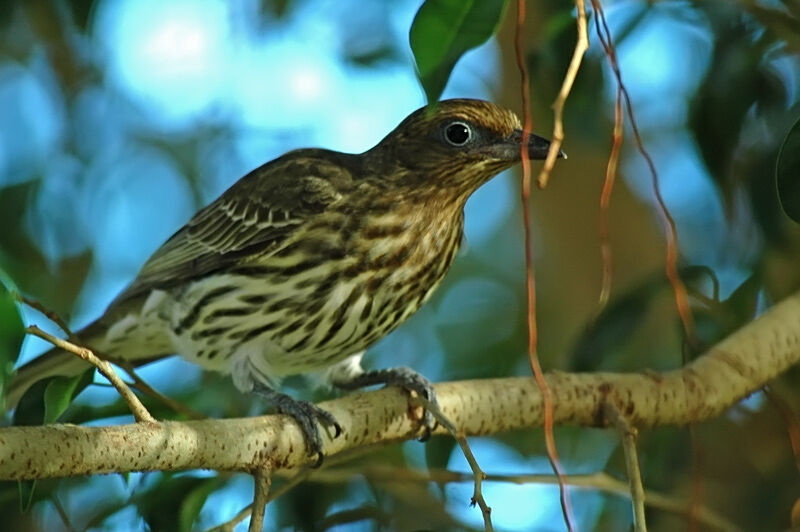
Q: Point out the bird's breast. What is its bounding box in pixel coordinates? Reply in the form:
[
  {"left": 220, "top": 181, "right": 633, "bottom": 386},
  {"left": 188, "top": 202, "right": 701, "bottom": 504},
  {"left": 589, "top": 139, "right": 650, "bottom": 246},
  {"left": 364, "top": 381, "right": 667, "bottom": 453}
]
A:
[
  {"left": 167, "top": 207, "right": 465, "bottom": 377},
  {"left": 351, "top": 207, "right": 464, "bottom": 307}
]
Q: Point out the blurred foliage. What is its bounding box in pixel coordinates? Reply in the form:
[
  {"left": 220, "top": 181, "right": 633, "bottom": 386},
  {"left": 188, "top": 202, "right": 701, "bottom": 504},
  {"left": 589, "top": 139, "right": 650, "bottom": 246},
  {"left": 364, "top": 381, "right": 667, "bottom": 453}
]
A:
[
  {"left": 689, "top": 3, "right": 800, "bottom": 241},
  {"left": 0, "top": 0, "right": 798, "bottom": 531},
  {"left": 0, "top": 183, "right": 93, "bottom": 317},
  {"left": 777, "top": 115, "right": 800, "bottom": 223},
  {"left": 0, "top": 276, "right": 24, "bottom": 412}
]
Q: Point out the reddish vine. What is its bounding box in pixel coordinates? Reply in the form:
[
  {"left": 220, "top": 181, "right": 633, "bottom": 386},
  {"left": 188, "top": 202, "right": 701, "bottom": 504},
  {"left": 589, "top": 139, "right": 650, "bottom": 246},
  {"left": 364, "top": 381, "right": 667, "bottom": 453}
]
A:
[{"left": 514, "top": 1, "right": 575, "bottom": 529}]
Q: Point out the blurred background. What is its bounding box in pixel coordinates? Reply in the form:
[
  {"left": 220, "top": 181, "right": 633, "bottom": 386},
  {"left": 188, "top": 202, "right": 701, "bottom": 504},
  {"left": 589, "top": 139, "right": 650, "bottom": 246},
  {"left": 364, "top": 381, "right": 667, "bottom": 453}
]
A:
[{"left": 1, "top": 0, "right": 799, "bottom": 530}]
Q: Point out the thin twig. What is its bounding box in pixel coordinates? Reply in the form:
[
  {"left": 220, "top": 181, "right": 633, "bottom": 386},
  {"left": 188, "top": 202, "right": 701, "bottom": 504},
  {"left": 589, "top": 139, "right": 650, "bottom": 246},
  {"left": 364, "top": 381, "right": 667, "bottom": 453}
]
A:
[
  {"left": 536, "top": 0, "right": 589, "bottom": 189},
  {"left": 16, "top": 294, "right": 77, "bottom": 341},
  {"left": 17, "top": 295, "right": 159, "bottom": 423},
  {"left": 418, "top": 395, "right": 493, "bottom": 532},
  {"left": 120, "top": 363, "right": 206, "bottom": 420},
  {"left": 214, "top": 502, "right": 251, "bottom": 532},
  {"left": 514, "top": 0, "right": 575, "bottom": 529},
  {"left": 248, "top": 467, "right": 272, "bottom": 532},
  {"left": 24, "top": 325, "right": 156, "bottom": 424},
  {"left": 605, "top": 400, "right": 647, "bottom": 532},
  {"left": 598, "top": 87, "right": 624, "bottom": 308}
]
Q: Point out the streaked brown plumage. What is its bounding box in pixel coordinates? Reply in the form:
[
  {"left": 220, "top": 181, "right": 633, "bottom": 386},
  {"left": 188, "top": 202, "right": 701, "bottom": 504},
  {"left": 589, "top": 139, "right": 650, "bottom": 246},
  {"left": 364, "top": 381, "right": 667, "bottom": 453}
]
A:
[{"left": 9, "top": 99, "right": 562, "bottom": 457}]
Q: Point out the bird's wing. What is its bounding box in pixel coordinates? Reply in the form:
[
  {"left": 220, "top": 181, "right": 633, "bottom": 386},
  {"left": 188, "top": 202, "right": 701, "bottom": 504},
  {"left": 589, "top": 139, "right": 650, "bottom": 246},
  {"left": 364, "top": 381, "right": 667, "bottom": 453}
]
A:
[{"left": 112, "top": 151, "right": 354, "bottom": 304}]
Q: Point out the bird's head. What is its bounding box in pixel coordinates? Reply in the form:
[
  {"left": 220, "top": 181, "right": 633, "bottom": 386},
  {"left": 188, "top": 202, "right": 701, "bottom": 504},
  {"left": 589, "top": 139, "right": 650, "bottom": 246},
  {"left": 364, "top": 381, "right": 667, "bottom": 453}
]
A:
[{"left": 366, "top": 99, "right": 564, "bottom": 200}]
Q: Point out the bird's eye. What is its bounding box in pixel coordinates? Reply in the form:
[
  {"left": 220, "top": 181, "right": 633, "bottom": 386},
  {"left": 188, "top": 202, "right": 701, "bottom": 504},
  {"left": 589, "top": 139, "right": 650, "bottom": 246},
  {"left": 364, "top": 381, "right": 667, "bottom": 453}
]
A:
[{"left": 444, "top": 122, "right": 472, "bottom": 146}]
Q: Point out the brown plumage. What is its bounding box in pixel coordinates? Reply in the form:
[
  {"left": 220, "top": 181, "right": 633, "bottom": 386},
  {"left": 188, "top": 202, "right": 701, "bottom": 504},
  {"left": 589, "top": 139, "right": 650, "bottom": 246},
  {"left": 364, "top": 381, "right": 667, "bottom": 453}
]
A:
[{"left": 9, "top": 99, "right": 562, "bottom": 458}]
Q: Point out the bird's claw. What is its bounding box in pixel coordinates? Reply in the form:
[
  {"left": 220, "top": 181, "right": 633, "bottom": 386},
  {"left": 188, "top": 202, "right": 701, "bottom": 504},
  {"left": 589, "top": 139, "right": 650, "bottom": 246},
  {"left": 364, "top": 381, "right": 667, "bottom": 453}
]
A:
[
  {"left": 336, "top": 366, "right": 438, "bottom": 440},
  {"left": 254, "top": 384, "right": 342, "bottom": 466},
  {"left": 392, "top": 368, "right": 438, "bottom": 441},
  {"left": 274, "top": 397, "right": 342, "bottom": 463},
  {"left": 407, "top": 390, "right": 439, "bottom": 441}
]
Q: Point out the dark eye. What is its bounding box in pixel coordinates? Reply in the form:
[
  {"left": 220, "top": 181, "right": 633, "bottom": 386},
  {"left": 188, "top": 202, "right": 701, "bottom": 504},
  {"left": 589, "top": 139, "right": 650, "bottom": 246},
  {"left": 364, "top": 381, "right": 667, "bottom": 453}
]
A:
[{"left": 444, "top": 122, "right": 472, "bottom": 146}]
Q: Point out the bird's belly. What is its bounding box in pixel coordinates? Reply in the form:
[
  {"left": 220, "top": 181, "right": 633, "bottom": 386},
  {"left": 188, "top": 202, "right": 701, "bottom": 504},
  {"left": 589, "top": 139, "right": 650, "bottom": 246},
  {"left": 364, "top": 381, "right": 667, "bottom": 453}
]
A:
[{"left": 169, "top": 266, "right": 437, "bottom": 378}]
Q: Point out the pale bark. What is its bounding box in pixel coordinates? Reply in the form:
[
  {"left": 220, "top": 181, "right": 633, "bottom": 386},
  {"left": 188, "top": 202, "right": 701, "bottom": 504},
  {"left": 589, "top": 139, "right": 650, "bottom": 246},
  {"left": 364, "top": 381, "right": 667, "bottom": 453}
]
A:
[{"left": 1, "top": 290, "right": 798, "bottom": 481}]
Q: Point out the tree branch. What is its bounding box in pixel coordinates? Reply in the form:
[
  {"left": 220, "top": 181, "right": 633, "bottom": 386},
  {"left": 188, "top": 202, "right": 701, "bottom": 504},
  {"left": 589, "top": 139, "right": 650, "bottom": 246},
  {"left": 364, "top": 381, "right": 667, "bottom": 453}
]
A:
[
  {"left": 1, "top": 290, "right": 798, "bottom": 481},
  {"left": 248, "top": 468, "right": 271, "bottom": 532},
  {"left": 604, "top": 400, "right": 646, "bottom": 532}
]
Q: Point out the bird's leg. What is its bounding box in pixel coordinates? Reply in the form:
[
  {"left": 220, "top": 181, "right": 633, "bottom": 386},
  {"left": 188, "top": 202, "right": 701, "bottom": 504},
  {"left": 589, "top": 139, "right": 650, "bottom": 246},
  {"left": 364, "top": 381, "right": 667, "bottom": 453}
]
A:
[
  {"left": 251, "top": 382, "right": 342, "bottom": 464},
  {"left": 334, "top": 367, "right": 438, "bottom": 441}
]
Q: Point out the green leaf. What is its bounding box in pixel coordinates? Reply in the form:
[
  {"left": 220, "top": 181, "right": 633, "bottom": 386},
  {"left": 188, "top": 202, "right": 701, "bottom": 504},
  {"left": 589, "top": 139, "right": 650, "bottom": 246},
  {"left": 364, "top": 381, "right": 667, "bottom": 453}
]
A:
[
  {"left": 43, "top": 370, "right": 94, "bottom": 424},
  {"left": 776, "top": 115, "right": 800, "bottom": 223},
  {"left": 724, "top": 271, "right": 762, "bottom": 325},
  {"left": 17, "top": 479, "right": 36, "bottom": 513},
  {"left": 691, "top": 272, "right": 762, "bottom": 354},
  {"left": 0, "top": 274, "right": 24, "bottom": 410},
  {"left": 14, "top": 368, "right": 93, "bottom": 426},
  {"left": 410, "top": 0, "right": 509, "bottom": 103}
]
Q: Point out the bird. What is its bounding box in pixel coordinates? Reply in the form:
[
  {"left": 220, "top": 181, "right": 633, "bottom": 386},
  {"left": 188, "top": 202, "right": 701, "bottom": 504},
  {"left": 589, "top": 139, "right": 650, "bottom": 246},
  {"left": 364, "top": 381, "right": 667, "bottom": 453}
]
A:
[{"left": 8, "top": 98, "right": 563, "bottom": 459}]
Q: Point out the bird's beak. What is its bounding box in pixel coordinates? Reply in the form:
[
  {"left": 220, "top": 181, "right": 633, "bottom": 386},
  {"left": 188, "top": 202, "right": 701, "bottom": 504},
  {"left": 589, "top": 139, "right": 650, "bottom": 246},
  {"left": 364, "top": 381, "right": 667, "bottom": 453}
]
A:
[{"left": 491, "top": 130, "right": 567, "bottom": 161}]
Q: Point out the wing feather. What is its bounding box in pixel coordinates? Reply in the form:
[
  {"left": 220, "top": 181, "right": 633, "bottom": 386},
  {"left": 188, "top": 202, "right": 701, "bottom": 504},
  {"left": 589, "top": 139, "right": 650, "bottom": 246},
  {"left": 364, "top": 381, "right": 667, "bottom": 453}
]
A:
[{"left": 111, "top": 150, "right": 354, "bottom": 304}]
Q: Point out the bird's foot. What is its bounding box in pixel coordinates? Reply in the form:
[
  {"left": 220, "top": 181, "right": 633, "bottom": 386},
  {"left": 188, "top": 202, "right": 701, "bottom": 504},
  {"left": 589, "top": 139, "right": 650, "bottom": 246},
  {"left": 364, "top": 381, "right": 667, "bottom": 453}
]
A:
[
  {"left": 335, "top": 367, "right": 438, "bottom": 441},
  {"left": 252, "top": 383, "right": 342, "bottom": 466}
]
